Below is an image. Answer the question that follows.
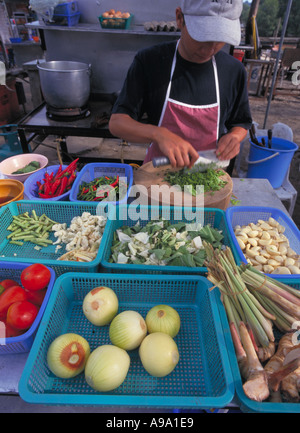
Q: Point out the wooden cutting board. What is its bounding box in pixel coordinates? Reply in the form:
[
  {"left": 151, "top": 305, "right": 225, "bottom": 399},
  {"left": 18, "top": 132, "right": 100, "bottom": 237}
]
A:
[{"left": 133, "top": 161, "right": 233, "bottom": 210}]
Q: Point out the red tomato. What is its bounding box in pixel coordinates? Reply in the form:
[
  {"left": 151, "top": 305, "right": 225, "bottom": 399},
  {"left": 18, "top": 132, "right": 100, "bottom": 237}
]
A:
[
  {"left": 25, "top": 287, "right": 47, "bottom": 306},
  {"left": 0, "top": 285, "right": 27, "bottom": 320},
  {"left": 21, "top": 264, "right": 51, "bottom": 292},
  {"left": 6, "top": 301, "right": 39, "bottom": 331},
  {"left": 4, "top": 322, "right": 23, "bottom": 338},
  {"left": 0, "top": 279, "right": 19, "bottom": 290}
]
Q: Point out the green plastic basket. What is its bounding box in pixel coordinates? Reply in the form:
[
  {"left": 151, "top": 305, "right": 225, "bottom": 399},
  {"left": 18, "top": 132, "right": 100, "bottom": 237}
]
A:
[
  {"left": 19, "top": 273, "right": 234, "bottom": 408},
  {"left": 217, "top": 277, "right": 300, "bottom": 413},
  {"left": 100, "top": 204, "right": 240, "bottom": 275},
  {"left": 0, "top": 200, "right": 112, "bottom": 277}
]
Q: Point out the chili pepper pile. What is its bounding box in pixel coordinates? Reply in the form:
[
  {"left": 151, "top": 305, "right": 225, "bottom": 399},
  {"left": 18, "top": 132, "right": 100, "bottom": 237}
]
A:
[
  {"left": 36, "top": 159, "right": 78, "bottom": 199},
  {"left": 77, "top": 175, "right": 121, "bottom": 201}
]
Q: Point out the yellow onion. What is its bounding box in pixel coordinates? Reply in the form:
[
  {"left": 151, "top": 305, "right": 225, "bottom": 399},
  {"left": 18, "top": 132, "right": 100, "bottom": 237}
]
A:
[
  {"left": 82, "top": 286, "right": 119, "bottom": 326},
  {"left": 85, "top": 345, "right": 130, "bottom": 392},
  {"left": 139, "top": 332, "right": 179, "bottom": 377},
  {"left": 145, "top": 304, "right": 180, "bottom": 338},
  {"left": 47, "top": 333, "right": 90, "bottom": 379},
  {"left": 109, "top": 310, "right": 147, "bottom": 350}
]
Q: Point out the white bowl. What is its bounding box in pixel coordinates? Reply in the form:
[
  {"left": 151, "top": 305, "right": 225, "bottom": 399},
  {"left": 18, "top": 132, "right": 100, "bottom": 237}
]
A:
[{"left": 0, "top": 154, "right": 49, "bottom": 183}]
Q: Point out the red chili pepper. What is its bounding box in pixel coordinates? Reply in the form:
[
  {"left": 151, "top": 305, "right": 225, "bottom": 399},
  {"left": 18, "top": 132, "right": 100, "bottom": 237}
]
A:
[
  {"left": 58, "top": 158, "right": 79, "bottom": 179},
  {"left": 110, "top": 175, "right": 119, "bottom": 188},
  {"left": 56, "top": 176, "right": 68, "bottom": 197},
  {"left": 51, "top": 178, "right": 61, "bottom": 195},
  {"left": 38, "top": 192, "right": 52, "bottom": 199},
  {"left": 66, "top": 171, "right": 76, "bottom": 187},
  {"left": 82, "top": 187, "right": 89, "bottom": 194}
]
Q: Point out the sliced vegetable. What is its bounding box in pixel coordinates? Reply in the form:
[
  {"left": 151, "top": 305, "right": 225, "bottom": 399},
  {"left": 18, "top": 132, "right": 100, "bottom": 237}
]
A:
[
  {"left": 83, "top": 286, "right": 119, "bottom": 326},
  {"left": 47, "top": 333, "right": 90, "bottom": 379},
  {"left": 110, "top": 219, "right": 224, "bottom": 267},
  {"left": 139, "top": 332, "right": 180, "bottom": 377},
  {"left": 85, "top": 345, "right": 130, "bottom": 392},
  {"left": 164, "top": 167, "right": 227, "bottom": 196}
]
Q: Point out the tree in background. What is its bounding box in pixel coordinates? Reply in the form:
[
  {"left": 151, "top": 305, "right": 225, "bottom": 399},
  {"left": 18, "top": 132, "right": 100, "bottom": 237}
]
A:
[
  {"left": 256, "top": 0, "right": 279, "bottom": 37},
  {"left": 278, "top": 0, "right": 300, "bottom": 36}
]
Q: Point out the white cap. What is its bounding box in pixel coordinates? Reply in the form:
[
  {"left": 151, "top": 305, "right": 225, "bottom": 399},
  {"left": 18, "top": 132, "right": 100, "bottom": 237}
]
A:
[{"left": 181, "top": 0, "right": 243, "bottom": 46}]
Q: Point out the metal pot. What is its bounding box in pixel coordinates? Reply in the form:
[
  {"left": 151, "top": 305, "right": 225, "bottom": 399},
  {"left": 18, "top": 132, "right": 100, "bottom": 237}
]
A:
[{"left": 37, "top": 61, "right": 91, "bottom": 109}]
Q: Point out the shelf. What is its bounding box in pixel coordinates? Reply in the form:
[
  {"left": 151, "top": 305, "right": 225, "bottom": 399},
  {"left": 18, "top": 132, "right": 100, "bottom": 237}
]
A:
[{"left": 26, "top": 21, "right": 180, "bottom": 36}]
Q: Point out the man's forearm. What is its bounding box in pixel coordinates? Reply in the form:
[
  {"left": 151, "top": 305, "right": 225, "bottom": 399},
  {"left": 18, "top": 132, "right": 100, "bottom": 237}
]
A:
[{"left": 109, "top": 113, "right": 159, "bottom": 144}]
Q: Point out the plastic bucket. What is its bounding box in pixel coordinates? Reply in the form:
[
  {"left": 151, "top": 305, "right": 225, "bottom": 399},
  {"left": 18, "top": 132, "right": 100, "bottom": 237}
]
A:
[{"left": 246, "top": 136, "right": 298, "bottom": 188}]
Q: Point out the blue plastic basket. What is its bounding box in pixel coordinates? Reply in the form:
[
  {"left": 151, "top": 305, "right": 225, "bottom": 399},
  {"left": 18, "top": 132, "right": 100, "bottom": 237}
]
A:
[
  {"left": 69, "top": 163, "right": 133, "bottom": 206},
  {"left": 0, "top": 200, "right": 112, "bottom": 277},
  {"left": 100, "top": 204, "right": 240, "bottom": 275},
  {"left": 53, "top": 1, "right": 78, "bottom": 15},
  {"left": 18, "top": 272, "right": 234, "bottom": 408},
  {"left": 226, "top": 206, "right": 300, "bottom": 279},
  {"left": 0, "top": 261, "right": 55, "bottom": 355},
  {"left": 217, "top": 276, "right": 300, "bottom": 413},
  {"left": 24, "top": 165, "right": 71, "bottom": 201}
]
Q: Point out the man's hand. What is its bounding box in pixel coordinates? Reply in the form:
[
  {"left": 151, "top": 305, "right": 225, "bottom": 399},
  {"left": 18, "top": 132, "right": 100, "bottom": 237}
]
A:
[
  {"left": 154, "top": 127, "right": 199, "bottom": 169},
  {"left": 216, "top": 127, "right": 248, "bottom": 161}
]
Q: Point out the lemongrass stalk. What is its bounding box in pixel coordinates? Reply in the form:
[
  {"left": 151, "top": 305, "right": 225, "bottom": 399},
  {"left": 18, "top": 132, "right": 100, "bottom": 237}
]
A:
[
  {"left": 223, "top": 294, "right": 240, "bottom": 337},
  {"left": 248, "top": 270, "right": 300, "bottom": 307},
  {"left": 268, "top": 278, "right": 300, "bottom": 299},
  {"left": 246, "top": 290, "right": 277, "bottom": 321},
  {"left": 241, "top": 272, "right": 300, "bottom": 319},
  {"left": 250, "top": 289, "right": 295, "bottom": 331},
  {"left": 238, "top": 293, "right": 270, "bottom": 347},
  {"left": 242, "top": 290, "right": 275, "bottom": 343}
]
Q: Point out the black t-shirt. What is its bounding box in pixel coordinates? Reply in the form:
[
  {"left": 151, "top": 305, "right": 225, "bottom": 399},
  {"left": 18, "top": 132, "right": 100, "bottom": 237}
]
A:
[{"left": 112, "top": 41, "right": 252, "bottom": 137}]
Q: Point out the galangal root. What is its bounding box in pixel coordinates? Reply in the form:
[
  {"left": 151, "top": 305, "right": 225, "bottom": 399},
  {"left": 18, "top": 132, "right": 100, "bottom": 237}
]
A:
[{"left": 231, "top": 323, "right": 300, "bottom": 403}]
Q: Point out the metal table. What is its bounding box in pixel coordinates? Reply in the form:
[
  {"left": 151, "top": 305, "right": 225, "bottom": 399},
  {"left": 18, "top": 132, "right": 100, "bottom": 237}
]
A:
[{"left": 17, "top": 96, "right": 117, "bottom": 162}]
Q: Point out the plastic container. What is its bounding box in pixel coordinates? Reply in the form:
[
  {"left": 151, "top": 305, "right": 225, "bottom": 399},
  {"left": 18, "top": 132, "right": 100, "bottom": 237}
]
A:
[
  {"left": 0, "top": 261, "right": 55, "bottom": 354},
  {"left": 99, "top": 14, "right": 133, "bottom": 30},
  {"left": 19, "top": 272, "right": 234, "bottom": 408},
  {"left": 247, "top": 137, "right": 298, "bottom": 188},
  {"left": 0, "top": 124, "right": 23, "bottom": 161},
  {"left": 0, "top": 179, "right": 24, "bottom": 207},
  {"left": 233, "top": 49, "right": 245, "bottom": 62},
  {"left": 9, "top": 38, "right": 22, "bottom": 43},
  {"left": 0, "top": 200, "right": 112, "bottom": 277},
  {"left": 69, "top": 163, "right": 133, "bottom": 205},
  {"left": 53, "top": 1, "right": 78, "bottom": 15},
  {"left": 226, "top": 206, "right": 300, "bottom": 278},
  {"left": 24, "top": 165, "right": 70, "bottom": 201},
  {"left": 100, "top": 204, "right": 240, "bottom": 275},
  {"left": 43, "top": 12, "right": 80, "bottom": 26},
  {"left": 0, "top": 154, "right": 48, "bottom": 183},
  {"left": 217, "top": 276, "right": 300, "bottom": 413}
]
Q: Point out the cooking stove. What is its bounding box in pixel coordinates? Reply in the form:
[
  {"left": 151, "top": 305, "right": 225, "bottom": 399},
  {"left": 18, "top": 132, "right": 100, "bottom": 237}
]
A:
[
  {"left": 46, "top": 104, "right": 91, "bottom": 121},
  {"left": 17, "top": 94, "right": 117, "bottom": 158}
]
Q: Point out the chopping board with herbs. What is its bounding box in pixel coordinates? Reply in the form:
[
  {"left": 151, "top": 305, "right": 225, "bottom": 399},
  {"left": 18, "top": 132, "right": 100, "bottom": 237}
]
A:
[{"left": 133, "top": 161, "right": 233, "bottom": 210}]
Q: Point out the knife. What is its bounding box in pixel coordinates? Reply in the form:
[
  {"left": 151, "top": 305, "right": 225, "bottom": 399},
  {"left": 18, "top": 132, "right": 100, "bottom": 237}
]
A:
[{"left": 152, "top": 149, "right": 230, "bottom": 172}]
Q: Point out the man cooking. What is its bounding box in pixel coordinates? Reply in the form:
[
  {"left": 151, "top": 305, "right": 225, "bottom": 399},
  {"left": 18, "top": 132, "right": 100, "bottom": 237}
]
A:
[{"left": 109, "top": 0, "right": 252, "bottom": 170}]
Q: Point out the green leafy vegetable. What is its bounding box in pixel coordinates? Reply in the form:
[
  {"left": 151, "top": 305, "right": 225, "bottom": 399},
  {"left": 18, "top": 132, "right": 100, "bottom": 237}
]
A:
[
  {"left": 109, "top": 219, "right": 224, "bottom": 267},
  {"left": 12, "top": 161, "right": 40, "bottom": 174},
  {"left": 164, "top": 168, "right": 227, "bottom": 196}
]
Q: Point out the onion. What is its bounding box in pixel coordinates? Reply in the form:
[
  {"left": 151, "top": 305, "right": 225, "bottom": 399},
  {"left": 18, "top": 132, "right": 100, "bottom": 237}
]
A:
[
  {"left": 47, "top": 333, "right": 90, "bottom": 379},
  {"left": 109, "top": 310, "right": 147, "bottom": 350},
  {"left": 145, "top": 304, "right": 181, "bottom": 338},
  {"left": 139, "top": 332, "right": 179, "bottom": 377},
  {"left": 85, "top": 345, "right": 130, "bottom": 392},
  {"left": 82, "top": 286, "right": 119, "bottom": 326}
]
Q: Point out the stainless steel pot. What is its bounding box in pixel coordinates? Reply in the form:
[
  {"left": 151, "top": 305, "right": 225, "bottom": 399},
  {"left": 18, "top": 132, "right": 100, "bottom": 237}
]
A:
[{"left": 37, "top": 61, "right": 91, "bottom": 108}]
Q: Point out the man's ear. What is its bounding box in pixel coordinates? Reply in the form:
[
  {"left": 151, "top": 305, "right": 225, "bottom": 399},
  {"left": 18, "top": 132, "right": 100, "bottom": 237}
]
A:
[{"left": 175, "top": 7, "right": 185, "bottom": 29}]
